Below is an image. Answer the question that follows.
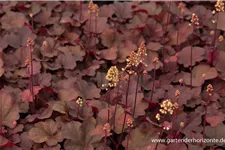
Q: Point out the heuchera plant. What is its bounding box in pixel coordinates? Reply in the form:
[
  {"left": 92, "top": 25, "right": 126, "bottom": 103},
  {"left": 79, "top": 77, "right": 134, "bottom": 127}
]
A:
[{"left": 1, "top": 1, "right": 225, "bottom": 150}]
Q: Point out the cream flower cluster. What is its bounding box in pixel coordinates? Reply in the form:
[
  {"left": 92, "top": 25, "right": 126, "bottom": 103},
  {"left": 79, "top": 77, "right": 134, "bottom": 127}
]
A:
[
  {"left": 103, "top": 123, "right": 111, "bottom": 135},
  {"left": 88, "top": 0, "right": 99, "bottom": 16},
  {"left": 215, "top": 0, "right": 224, "bottom": 12},
  {"left": 122, "top": 42, "right": 147, "bottom": 75},
  {"left": 76, "top": 97, "right": 83, "bottom": 106},
  {"left": 155, "top": 99, "right": 179, "bottom": 121},
  {"left": 106, "top": 66, "right": 119, "bottom": 87},
  {"left": 189, "top": 13, "right": 199, "bottom": 28}
]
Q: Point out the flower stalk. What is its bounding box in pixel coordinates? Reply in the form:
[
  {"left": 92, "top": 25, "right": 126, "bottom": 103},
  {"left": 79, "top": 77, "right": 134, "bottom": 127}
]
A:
[
  {"left": 169, "top": 90, "right": 180, "bottom": 137},
  {"left": 162, "top": 1, "right": 172, "bottom": 72},
  {"left": 132, "top": 42, "right": 147, "bottom": 117},
  {"left": 113, "top": 79, "right": 121, "bottom": 129},
  {"left": 211, "top": 0, "right": 224, "bottom": 60},
  {"left": 104, "top": 130, "right": 107, "bottom": 150},
  {"left": 117, "top": 75, "right": 130, "bottom": 149},
  {"left": 27, "top": 38, "right": 35, "bottom": 114},
  {"left": 203, "top": 84, "right": 213, "bottom": 136},
  {"left": 189, "top": 13, "right": 199, "bottom": 88},
  {"left": 76, "top": 97, "right": 83, "bottom": 118},
  {"left": 87, "top": 1, "right": 99, "bottom": 49},
  {"left": 155, "top": 99, "right": 178, "bottom": 149},
  {"left": 94, "top": 4, "right": 99, "bottom": 51},
  {"left": 175, "top": 122, "right": 184, "bottom": 137},
  {"left": 103, "top": 123, "right": 111, "bottom": 150},
  {"left": 155, "top": 116, "right": 166, "bottom": 150},
  {"left": 149, "top": 57, "right": 158, "bottom": 105},
  {"left": 177, "top": 2, "right": 185, "bottom": 49},
  {"left": 107, "top": 89, "right": 111, "bottom": 123},
  {"left": 125, "top": 118, "right": 133, "bottom": 150},
  {"left": 106, "top": 66, "right": 119, "bottom": 123},
  {"left": 132, "top": 73, "right": 139, "bottom": 118}
]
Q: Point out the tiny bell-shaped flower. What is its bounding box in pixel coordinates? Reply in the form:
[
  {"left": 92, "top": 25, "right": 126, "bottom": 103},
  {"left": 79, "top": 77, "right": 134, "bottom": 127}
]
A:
[
  {"left": 178, "top": 2, "right": 185, "bottom": 13},
  {"left": 189, "top": 13, "right": 199, "bottom": 28},
  {"left": 25, "top": 59, "right": 30, "bottom": 66},
  {"left": 179, "top": 78, "right": 183, "bottom": 84},
  {"left": 219, "top": 35, "right": 224, "bottom": 42},
  {"left": 126, "top": 118, "right": 134, "bottom": 127},
  {"left": 103, "top": 123, "right": 111, "bottom": 136},
  {"left": 206, "top": 84, "right": 213, "bottom": 96},
  {"left": 153, "top": 57, "right": 159, "bottom": 63},
  {"left": 155, "top": 113, "right": 160, "bottom": 121},
  {"left": 76, "top": 97, "right": 83, "bottom": 107},
  {"left": 27, "top": 37, "right": 34, "bottom": 47},
  {"left": 175, "top": 89, "right": 180, "bottom": 98},
  {"left": 202, "top": 73, "right": 206, "bottom": 79},
  {"left": 88, "top": 0, "right": 99, "bottom": 16},
  {"left": 180, "top": 122, "right": 184, "bottom": 127}
]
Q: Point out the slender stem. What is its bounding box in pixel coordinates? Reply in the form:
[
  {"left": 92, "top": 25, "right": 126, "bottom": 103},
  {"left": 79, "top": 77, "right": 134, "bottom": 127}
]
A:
[
  {"left": 95, "top": 15, "right": 97, "bottom": 51},
  {"left": 147, "top": 118, "right": 162, "bottom": 128},
  {"left": 212, "top": 13, "right": 219, "bottom": 51},
  {"left": 30, "top": 49, "right": 34, "bottom": 101},
  {"left": 209, "top": 12, "right": 219, "bottom": 65},
  {"left": 190, "top": 30, "right": 195, "bottom": 88},
  {"left": 112, "top": 81, "right": 121, "bottom": 150},
  {"left": 169, "top": 97, "right": 179, "bottom": 137},
  {"left": 118, "top": 112, "right": 127, "bottom": 148},
  {"left": 169, "top": 111, "right": 176, "bottom": 137},
  {"left": 126, "top": 127, "right": 131, "bottom": 150},
  {"left": 77, "top": 104, "right": 80, "bottom": 118},
  {"left": 113, "top": 101, "right": 119, "bottom": 147},
  {"left": 149, "top": 63, "right": 156, "bottom": 104},
  {"left": 203, "top": 105, "right": 208, "bottom": 136},
  {"left": 113, "top": 81, "right": 120, "bottom": 129},
  {"left": 132, "top": 73, "right": 140, "bottom": 118},
  {"left": 175, "top": 126, "right": 182, "bottom": 137},
  {"left": 109, "top": 136, "right": 117, "bottom": 147},
  {"left": 85, "top": 12, "right": 92, "bottom": 65},
  {"left": 155, "top": 126, "right": 163, "bottom": 150},
  {"left": 155, "top": 116, "right": 166, "bottom": 150},
  {"left": 203, "top": 96, "right": 209, "bottom": 136},
  {"left": 118, "top": 75, "right": 131, "bottom": 147},
  {"left": 176, "top": 9, "right": 184, "bottom": 51},
  {"left": 88, "top": 12, "right": 92, "bottom": 49},
  {"left": 104, "top": 131, "right": 107, "bottom": 150},
  {"left": 108, "top": 89, "right": 111, "bottom": 123},
  {"left": 162, "top": 1, "right": 171, "bottom": 71},
  {"left": 29, "top": 45, "right": 35, "bottom": 114},
  {"left": 125, "top": 76, "right": 131, "bottom": 107},
  {"left": 31, "top": 16, "right": 34, "bottom": 32},
  {"left": 29, "top": 15, "right": 35, "bottom": 113}
]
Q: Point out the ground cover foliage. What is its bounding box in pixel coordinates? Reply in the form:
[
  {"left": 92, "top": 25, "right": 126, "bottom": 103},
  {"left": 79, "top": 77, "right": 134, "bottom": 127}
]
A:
[{"left": 1, "top": 1, "right": 225, "bottom": 150}]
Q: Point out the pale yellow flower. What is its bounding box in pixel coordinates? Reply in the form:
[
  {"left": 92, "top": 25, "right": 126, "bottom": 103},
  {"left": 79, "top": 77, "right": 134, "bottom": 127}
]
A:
[
  {"left": 103, "top": 123, "right": 111, "bottom": 135},
  {"left": 106, "top": 66, "right": 119, "bottom": 87},
  {"left": 76, "top": 97, "right": 83, "bottom": 106},
  {"left": 215, "top": 0, "right": 224, "bottom": 12},
  {"left": 189, "top": 13, "right": 199, "bottom": 27}
]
